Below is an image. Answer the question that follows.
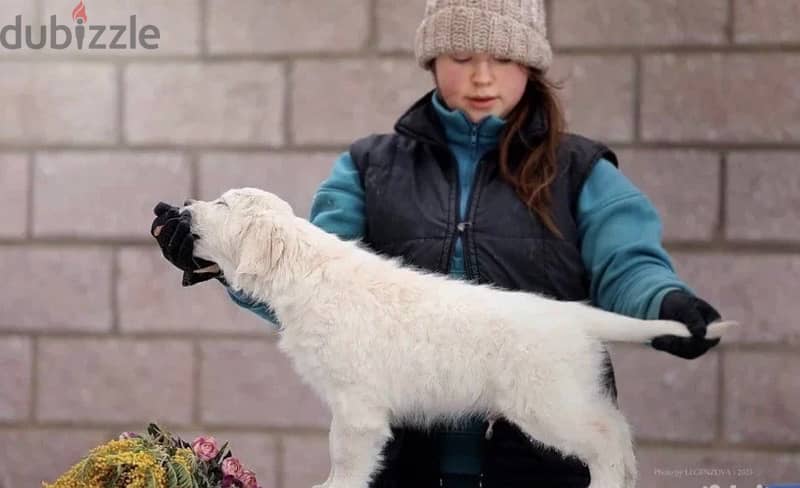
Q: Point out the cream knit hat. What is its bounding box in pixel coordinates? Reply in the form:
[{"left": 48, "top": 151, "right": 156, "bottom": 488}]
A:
[{"left": 414, "top": 0, "right": 552, "bottom": 72}]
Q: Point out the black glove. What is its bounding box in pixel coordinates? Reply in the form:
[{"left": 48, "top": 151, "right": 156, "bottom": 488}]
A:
[
  {"left": 651, "top": 289, "right": 721, "bottom": 360},
  {"left": 150, "top": 201, "right": 224, "bottom": 286}
]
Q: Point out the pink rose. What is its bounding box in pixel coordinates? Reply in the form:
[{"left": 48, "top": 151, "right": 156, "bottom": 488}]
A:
[
  {"left": 239, "top": 470, "right": 258, "bottom": 488},
  {"left": 221, "top": 457, "right": 244, "bottom": 478},
  {"left": 220, "top": 475, "right": 238, "bottom": 488},
  {"left": 191, "top": 435, "right": 219, "bottom": 462}
]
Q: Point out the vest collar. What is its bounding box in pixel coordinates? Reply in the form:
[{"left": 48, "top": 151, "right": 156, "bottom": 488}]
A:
[
  {"left": 394, "top": 88, "right": 549, "bottom": 151},
  {"left": 430, "top": 89, "right": 506, "bottom": 147}
]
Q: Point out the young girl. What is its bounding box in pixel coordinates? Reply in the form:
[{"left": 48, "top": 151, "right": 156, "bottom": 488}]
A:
[{"left": 152, "top": 1, "right": 723, "bottom": 486}]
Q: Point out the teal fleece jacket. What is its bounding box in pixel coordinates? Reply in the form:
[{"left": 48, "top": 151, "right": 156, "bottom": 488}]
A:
[{"left": 227, "top": 90, "right": 693, "bottom": 325}]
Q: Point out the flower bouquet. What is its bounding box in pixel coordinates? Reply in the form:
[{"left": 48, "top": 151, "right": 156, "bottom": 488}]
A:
[{"left": 43, "top": 423, "right": 263, "bottom": 488}]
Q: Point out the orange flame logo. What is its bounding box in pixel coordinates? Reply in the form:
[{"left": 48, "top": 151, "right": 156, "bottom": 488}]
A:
[{"left": 72, "top": 0, "right": 87, "bottom": 24}]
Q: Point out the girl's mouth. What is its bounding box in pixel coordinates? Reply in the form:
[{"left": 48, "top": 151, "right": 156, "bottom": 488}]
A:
[{"left": 467, "top": 97, "right": 497, "bottom": 108}]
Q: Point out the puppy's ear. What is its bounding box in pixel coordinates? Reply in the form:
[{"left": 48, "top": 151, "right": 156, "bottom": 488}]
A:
[{"left": 235, "top": 213, "right": 286, "bottom": 276}]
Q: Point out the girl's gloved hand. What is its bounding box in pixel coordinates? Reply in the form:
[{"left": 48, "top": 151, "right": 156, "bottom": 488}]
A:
[
  {"left": 652, "top": 290, "right": 721, "bottom": 360},
  {"left": 151, "top": 201, "right": 224, "bottom": 286}
]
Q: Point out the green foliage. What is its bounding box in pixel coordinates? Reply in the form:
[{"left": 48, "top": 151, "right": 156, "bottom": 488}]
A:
[{"left": 44, "top": 423, "right": 256, "bottom": 488}]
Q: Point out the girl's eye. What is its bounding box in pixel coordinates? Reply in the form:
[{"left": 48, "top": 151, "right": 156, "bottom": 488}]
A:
[
  {"left": 495, "top": 58, "right": 512, "bottom": 64},
  {"left": 452, "top": 56, "right": 470, "bottom": 63}
]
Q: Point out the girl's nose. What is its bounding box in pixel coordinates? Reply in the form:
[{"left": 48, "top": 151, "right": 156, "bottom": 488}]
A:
[{"left": 472, "top": 62, "right": 493, "bottom": 82}]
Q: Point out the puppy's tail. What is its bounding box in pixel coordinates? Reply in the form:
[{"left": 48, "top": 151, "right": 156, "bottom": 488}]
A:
[{"left": 578, "top": 306, "right": 739, "bottom": 344}]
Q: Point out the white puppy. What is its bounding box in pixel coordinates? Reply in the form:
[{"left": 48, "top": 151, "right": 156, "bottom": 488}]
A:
[{"left": 184, "top": 187, "right": 737, "bottom": 488}]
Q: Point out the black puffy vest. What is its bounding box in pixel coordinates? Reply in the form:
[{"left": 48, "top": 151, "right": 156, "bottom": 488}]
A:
[{"left": 350, "top": 90, "right": 618, "bottom": 301}]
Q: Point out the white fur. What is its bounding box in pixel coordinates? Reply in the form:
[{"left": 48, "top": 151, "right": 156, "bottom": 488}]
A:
[{"left": 186, "top": 187, "right": 738, "bottom": 488}]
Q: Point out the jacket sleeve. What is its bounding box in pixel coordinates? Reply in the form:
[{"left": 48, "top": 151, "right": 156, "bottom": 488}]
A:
[
  {"left": 224, "top": 151, "right": 366, "bottom": 325},
  {"left": 577, "top": 158, "right": 695, "bottom": 319}
]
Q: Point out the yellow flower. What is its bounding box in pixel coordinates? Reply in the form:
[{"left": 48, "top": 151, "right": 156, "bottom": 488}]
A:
[
  {"left": 173, "top": 447, "right": 195, "bottom": 473},
  {"left": 43, "top": 438, "right": 167, "bottom": 488}
]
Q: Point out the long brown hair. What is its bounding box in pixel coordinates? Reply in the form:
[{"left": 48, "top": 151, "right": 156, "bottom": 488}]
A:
[{"left": 497, "top": 70, "right": 566, "bottom": 238}]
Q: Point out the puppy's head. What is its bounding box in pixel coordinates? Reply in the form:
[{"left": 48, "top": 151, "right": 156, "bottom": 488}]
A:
[{"left": 183, "top": 187, "right": 295, "bottom": 280}]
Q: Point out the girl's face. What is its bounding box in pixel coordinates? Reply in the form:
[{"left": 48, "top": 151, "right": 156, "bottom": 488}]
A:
[{"left": 433, "top": 52, "right": 529, "bottom": 123}]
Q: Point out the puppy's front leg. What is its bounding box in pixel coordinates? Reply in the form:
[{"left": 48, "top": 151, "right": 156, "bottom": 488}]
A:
[
  {"left": 314, "top": 404, "right": 392, "bottom": 488},
  {"left": 315, "top": 417, "right": 337, "bottom": 488}
]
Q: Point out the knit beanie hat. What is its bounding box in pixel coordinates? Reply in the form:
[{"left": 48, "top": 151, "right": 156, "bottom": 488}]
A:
[{"left": 414, "top": 0, "right": 552, "bottom": 72}]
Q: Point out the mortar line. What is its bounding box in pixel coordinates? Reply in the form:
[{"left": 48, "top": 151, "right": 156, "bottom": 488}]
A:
[
  {"left": 275, "top": 436, "right": 285, "bottom": 488},
  {"left": 29, "top": 336, "right": 38, "bottom": 424},
  {"left": 34, "top": 0, "right": 44, "bottom": 29},
  {"left": 726, "top": 0, "right": 736, "bottom": 44},
  {"left": 117, "top": 63, "right": 126, "bottom": 146},
  {"left": 190, "top": 150, "right": 200, "bottom": 198},
  {"left": 283, "top": 61, "right": 293, "bottom": 147},
  {"left": 192, "top": 339, "right": 202, "bottom": 425},
  {"left": 1, "top": 43, "right": 799, "bottom": 64},
  {"left": 26, "top": 152, "right": 35, "bottom": 241},
  {"left": 199, "top": 0, "right": 209, "bottom": 58},
  {"left": 633, "top": 54, "right": 642, "bottom": 142},
  {"left": 110, "top": 246, "right": 119, "bottom": 333},
  {"left": 718, "top": 152, "right": 728, "bottom": 241},
  {"left": 6, "top": 239, "right": 800, "bottom": 254},
  {"left": 366, "top": 0, "right": 378, "bottom": 51},
  {"left": 5, "top": 141, "right": 800, "bottom": 153}
]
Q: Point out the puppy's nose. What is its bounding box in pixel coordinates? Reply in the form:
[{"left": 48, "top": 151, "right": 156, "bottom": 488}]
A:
[{"left": 184, "top": 199, "right": 195, "bottom": 206}]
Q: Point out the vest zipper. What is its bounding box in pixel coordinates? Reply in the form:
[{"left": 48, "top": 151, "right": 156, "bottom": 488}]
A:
[
  {"left": 454, "top": 124, "right": 483, "bottom": 279},
  {"left": 458, "top": 159, "right": 486, "bottom": 281},
  {"left": 445, "top": 158, "right": 482, "bottom": 278},
  {"left": 444, "top": 154, "right": 461, "bottom": 275},
  {"left": 470, "top": 127, "right": 478, "bottom": 158},
  {"left": 424, "top": 125, "right": 485, "bottom": 277}
]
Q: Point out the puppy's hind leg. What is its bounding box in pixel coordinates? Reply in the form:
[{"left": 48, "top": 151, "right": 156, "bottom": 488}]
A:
[
  {"left": 588, "top": 403, "right": 637, "bottom": 488},
  {"left": 500, "top": 393, "right": 635, "bottom": 488},
  {"left": 314, "top": 400, "right": 392, "bottom": 488}
]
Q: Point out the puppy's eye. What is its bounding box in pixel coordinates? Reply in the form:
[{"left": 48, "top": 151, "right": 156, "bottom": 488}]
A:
[{"left": 215, "top": 201, "right": 228, "bottom": 207}]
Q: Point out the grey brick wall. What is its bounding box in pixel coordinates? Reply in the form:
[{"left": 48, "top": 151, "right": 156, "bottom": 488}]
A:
[{"left": 1, "top": 1, "right": 798, "bottom": 486}]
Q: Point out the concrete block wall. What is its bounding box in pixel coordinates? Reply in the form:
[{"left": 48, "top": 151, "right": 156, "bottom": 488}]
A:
[{"left": 0, "top": 1, "right": 798, "bottom": 486}]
